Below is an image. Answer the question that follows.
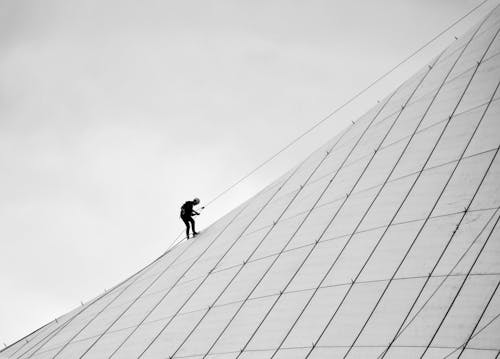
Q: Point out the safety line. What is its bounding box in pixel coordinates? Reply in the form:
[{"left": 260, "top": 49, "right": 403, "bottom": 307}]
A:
[
  {"left": 166, "top": 134, "right": 368, "bottom": 357},
  {"left": 236, "top": 67, "right": 500, "bottom": 237},
  {"left": 77, "top": 193, "right": 255, "bottom": 358},
  {"left": 3, "top": 1, "right": 495, "bottom": 357},
  {"left": 104, "top": 195, "right": 264, "bottom": 358},
  {"left": 167, "top": 25, "right": 500, "bottom": 255},
  {"left": 305, "top": 46, "right": 500, "bottom": 169},
  {"left": 302, "top": 11, "right": 497, "bottom": 358},
  {"left": 163, "top": 0, "right": 495, "bottom": 252},
  {"left": 102, "top": 156, "right": 320, "bottom": 344},
  {"left": 162, "top": 85, "right": 392, "bottom": 359},
  {"left": 6, "top": 194, "right": 206, "bottom": 357},
  {"left": 7, "top": 3, "right": 497, "bottom": 358},
  {"left": 283, "top": 57, "right": 452, "bottom": 359},
  {"left": 201, "top": 0, "right": 493, "bottom": 211},
  {"left": 272, "top": 61, "right": 442, "bottom": 359},
  {"left": 124, "top": 148, "right": 311, "bottom": 357},
  {"left": 137, "top": 164, "right": 316, "bottom": 357},
  {"left": 299, "top": 90, "right": 500, "bottom": 197},
  {"left": 232, "top": 51, "right": 439, "bottom": 359}
]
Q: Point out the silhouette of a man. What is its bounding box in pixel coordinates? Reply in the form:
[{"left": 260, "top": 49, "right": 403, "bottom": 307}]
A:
[{"left": 180, "top": 198, "right": 200, "bottom": 239}]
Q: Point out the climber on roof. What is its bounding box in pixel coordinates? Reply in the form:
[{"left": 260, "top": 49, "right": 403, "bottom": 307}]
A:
[{"left": 180, "top": 198, "right": 201, "bottom": 239}]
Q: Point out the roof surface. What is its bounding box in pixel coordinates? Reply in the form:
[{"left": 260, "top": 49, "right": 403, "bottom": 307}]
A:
[{"left": 3, "top": 5, "right": 500, "bottom": 359}]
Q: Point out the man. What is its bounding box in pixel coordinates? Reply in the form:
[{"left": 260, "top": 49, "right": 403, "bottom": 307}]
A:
[{"left": 180, "top": 197, "right": 201, "bottom": 239}]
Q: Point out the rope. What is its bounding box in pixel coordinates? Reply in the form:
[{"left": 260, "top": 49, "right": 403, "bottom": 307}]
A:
[{"left": 167, "top": 0, "right": 493, "bottom": 249}]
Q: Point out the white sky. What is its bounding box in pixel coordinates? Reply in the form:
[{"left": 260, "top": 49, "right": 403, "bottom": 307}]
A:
[{"left": 1, "top": 0, "right": 497, "bottom": 347}]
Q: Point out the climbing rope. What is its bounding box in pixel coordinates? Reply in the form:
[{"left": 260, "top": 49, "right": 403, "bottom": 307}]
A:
[{"left": 167, "top": 0, "right": 494, "bottom": 250}]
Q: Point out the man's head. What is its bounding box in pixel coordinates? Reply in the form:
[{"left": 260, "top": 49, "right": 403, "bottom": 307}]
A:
[{"left": 193, "top": 197, "right": 200, "bottom": 205}]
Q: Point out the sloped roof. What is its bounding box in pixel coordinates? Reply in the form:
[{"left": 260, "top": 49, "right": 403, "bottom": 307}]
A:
[{"left": 3, "top": 5, "right": 500, "bottom": 359}]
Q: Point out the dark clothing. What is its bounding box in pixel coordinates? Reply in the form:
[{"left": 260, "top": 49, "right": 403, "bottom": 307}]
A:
[
  {"left": 181, "top": 201, "right": 197, "bottom": 217},
  {"left": 180, "top": 201, "right": 199, "bottom": 238},
  {"left": 181, "top": 215, "right": 196, "bottom": 239}
]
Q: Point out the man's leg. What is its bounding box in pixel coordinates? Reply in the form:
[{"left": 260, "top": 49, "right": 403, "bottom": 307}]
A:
[
  {"left": 190, "top": 217, "right": 198, "bottom": 236},
  {"left": 181, "top": 216, "right": 191, "bottom": 239}
]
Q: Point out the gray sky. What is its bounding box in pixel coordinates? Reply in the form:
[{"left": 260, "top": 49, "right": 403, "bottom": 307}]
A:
[{"left": 1, "top": 0, "right": 497, "bottom": 347}]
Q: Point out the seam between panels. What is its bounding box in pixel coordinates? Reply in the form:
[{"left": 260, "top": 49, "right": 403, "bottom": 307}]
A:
[
  {"left": 377, "top": 37, "right": 500, "bottom": 359},
  {"left": 251, "top": 51, "right": 441, "bottom": 359},
  {"left": 163, "top": 139, "right": 497, "bottom": 285},
  {"left": 49, "top": 219, "right": 209, "bottom": 359},
  {"left": 151, "top": 345, "right": 500, "bottom": 359},
  {"left": 376, "top": 206, "right": 500, "bottom": 359},
  {"left": 453, "top": 280, "right": 500, "bottom": 358},
  {"left": 360, "top": 28, "right": 500, "bottom": 359},
  {"left": 14, "top": 243, "right": 170, "bottom": 359},
  {"left": 167, "top": 88, "right": 499, "bottom": 275},
  {"left": 422, "top": 213, "right": 500, "bottom": 359},
  {"left": 107, "top": 172, "right": 300, "bottom": 358},
  {"left": 76, "top": 188, "right": 259, "bottom": 359},
  {"left": 141, "top": 202, "right": 499, "bottom": 332},
  {"left": 399, "top": 48, "right": 500, "bottom": 117},
  {"left": 344, "top": 77, "right": 500, "bottom": 359},
  {"left": 247, "top": 91, "right": 500, "bottom": 231},
  {"left": 226, "top": 53, "right": 439, "bottom": 359},
  {"left": 141, "top": 194, "right": 498, "bottom": 298},
  {"left": 162, "top": 82, "right": 398, "bottom": 359},
  {"left": 301, "top": 12, "right": 498, "bottom": 359},
  {"left": 241, "top": 143, "right": 498, "bottom": 246},
  {"left": 443, "top": 312, "right": 500, "bottom": 358},
  {"left": 379, "top": 41, "right": 500, "bottom": 359},
  {"left": 161, "top": 112, "right": 376, "bottom": 357},
  {"left": 431, "top": 14, "right": 500, "bottom": 69},
  {"left": 32, "top": 260, "right": 500, "bottom": 353},
  {"left": 199, "top": 83, "right": 405, "bottom": 359},
  {"left": 2, "top": 234, "right": 187, "bottom": 358},
  {"left": 4, "top": 322, "right": 54, "bottom": 358},
  {"left": 302, "top": 47, "right": 500, "bottom": 167},
  {"left": 129, "top": 125, "right": 344, "bottom": 359},
  {"left": 380, "top": 133, "right": 500, "bottom": 355},
  {"left": 29, "top": 270, "right": 500, "bottom": 353},
  {"left": 194, "top": 77, "right": 411, "bottom": 358},
  {"left": 418, "top": 81, "right": 500, "bottom": 359},
  {"left": 39, "top": 203, "right": 492, "bottom": 329},
  {"left": 418, "top": 157, "right": 500, "bottom": 357}
]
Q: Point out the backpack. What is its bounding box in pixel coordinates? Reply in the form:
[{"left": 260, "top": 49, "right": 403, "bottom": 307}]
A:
[{"left": 180, "top": 202, "right": 187, "bottom": 216}]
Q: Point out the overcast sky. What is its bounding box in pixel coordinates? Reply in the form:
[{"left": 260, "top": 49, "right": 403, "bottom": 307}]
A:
[{"left": 1, "top": 0, "right": 497, "bottom": 347}]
